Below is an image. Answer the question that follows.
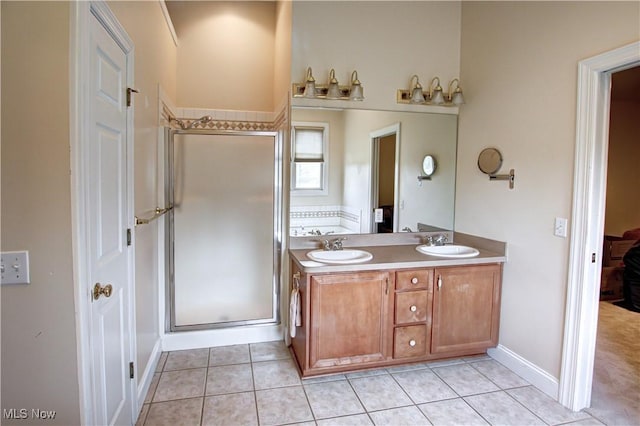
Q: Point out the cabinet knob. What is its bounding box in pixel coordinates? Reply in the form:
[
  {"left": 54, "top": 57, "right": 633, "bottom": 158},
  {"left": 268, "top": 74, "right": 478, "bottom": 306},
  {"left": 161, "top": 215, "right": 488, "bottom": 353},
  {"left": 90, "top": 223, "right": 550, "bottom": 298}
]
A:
[
  {"left": 411, "top": 277, "right": 418, "bottom": 284},
  {"left": 409, "top": 340, "right": 416, "bottom": 347},
  {"left": 410, "top": 305, "right": 417, "bottom": 312}
]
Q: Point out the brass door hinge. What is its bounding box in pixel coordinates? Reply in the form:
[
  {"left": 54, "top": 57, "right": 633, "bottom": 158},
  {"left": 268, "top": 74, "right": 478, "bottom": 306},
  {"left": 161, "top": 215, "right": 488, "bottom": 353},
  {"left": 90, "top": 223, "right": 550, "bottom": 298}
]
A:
[{"left": 126, "top": 88, "right": 139, "bottom": 107}]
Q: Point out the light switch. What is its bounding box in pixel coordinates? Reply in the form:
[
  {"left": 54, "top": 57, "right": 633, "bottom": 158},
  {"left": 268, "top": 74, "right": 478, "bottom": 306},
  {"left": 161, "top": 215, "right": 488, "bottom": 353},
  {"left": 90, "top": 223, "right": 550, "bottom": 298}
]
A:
[
  {"left": 554, "top": 217, "right": 568, "bottom": 238},
  {"left": 1, "top": 251, "right": 30, "bottom": 285},
  {"left": 374, "top": 208, "right": 383, "bottom": 223}
]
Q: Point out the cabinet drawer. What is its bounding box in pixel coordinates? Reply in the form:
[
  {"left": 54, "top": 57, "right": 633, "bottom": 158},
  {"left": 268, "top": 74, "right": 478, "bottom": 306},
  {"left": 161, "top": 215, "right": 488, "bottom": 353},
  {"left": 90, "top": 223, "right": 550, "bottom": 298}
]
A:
[
  {"left": 396, "top": 269, "right": 433, "bottom": 290},
  {"left": 395, "top": 290, "right": 428, "bottom": 324},
  {"left": 394, "top": 325, "right": 428, "bottom": 358}
]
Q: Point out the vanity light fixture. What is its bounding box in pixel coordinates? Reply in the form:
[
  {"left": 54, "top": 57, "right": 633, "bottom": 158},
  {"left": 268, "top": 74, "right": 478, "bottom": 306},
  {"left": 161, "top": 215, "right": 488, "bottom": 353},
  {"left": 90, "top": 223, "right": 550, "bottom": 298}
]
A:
[
  {"left": 397, "top": 75, "right": 465, "bottom": 107},
  {"left": 293, "top": 67, "right": 365, "bottom": 101}
]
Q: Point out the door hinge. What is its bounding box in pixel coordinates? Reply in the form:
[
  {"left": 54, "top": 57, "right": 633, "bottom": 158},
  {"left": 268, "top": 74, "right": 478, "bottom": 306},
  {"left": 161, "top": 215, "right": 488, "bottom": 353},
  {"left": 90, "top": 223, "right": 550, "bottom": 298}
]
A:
[
  {"left": 129, "top": 362, "right": 135, "bottom": 379},
  {"left": 126, "top": 87, "right": 139, "bottom": 107},
  {"left": 127, "top": 228, "right": 132, "bottom": 246},
  {"left": 591, "top": 252, "right": 596, "bottom": 263}
]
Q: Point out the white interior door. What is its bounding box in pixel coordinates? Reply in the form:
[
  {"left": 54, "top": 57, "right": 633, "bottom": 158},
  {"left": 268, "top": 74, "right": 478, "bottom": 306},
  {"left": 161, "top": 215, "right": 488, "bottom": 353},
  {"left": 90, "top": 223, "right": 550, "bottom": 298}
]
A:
[{"left": 88, "top": 10, "right": 134, "bottom": 425}]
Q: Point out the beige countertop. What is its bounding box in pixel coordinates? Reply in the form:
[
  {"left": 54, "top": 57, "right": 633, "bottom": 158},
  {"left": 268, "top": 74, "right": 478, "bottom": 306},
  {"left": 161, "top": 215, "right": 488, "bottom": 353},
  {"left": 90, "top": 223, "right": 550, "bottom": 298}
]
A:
[{"left": 289, "top": 243, "right": 506, "bottom": 274}]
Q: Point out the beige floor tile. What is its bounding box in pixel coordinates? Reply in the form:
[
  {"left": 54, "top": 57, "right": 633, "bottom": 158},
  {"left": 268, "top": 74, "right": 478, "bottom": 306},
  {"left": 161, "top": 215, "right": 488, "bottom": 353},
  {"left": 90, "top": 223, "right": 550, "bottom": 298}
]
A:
[
  {"left": 392, "top": 369, "right": 457, "bottom": 404},
  {"left": 433, "top": 363, "right": 499, "bottom": 396},
  {"left": 156, "top": 352, "right": 168, "bottom": 373},
  {"left": 144, "top": 373, "right": 161, "bottom": 404},
  {"left": 144, "top": 397, "right": 203, "bottom": 426},
  {"left": 368, "top": 405, "right": 430, "bottom": 425},
  {"left": 464, "top": 391, "right": 545, "bottom": 425},
  {"left": 253, "top": 359, "right": 301, "bottom": 390},
  {"left": 469, "top": 359, "right": 529, "bottom": 389},
  {"left": 202, "top": 392, "right": 257, "bottom": 426},
  {"left": 135, "top": 403, "right": 150, "bottom": 426},
  {"left": 256, "top": 386, "right": 314, "bottom": 426},
  {"left": 508, "top": 386, "right": 592, "bottom": 424},
  {"left": 205, "top": 363, "right": 253, "bottom": 395},
  {"left": 419, "top": 398, "right": 489, "bottom": 426},
  {"left": 153, "top": 368, "right": 207, "bottom": 402},
  {"left": 164, "top": 348, "right": 209, "bottom": 371},
  {"left": 316, "top": 414, "right": 373, "bottom": 425},
  {"left": 304, "top": 380, "right": 365, "bottom": 419},
  {"left": 349, "top": 374, "right": 412, "bottom": 412},
  {"left": 249, "top": 340, "right": 291, "bottom": 362},
  {"left": 208, "top": 344, "right": 250, "bottom": 366}
]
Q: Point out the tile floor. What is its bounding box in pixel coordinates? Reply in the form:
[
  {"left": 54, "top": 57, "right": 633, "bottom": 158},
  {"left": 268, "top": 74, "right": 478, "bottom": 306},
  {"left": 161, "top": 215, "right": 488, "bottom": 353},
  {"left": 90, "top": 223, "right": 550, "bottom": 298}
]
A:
[{"left": 136, "top": 342, "right": 604, "bottom": 426}]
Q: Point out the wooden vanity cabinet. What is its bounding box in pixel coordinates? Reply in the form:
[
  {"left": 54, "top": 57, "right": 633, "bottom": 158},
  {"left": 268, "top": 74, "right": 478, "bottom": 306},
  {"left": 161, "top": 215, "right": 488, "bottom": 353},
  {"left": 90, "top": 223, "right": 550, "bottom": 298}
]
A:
[
  {"left": 290, "top": 260, "right": 502, "bottom": 377},
  {"left": 393, "top": 269, "right": 434, "bottom": 359},
  {"left": 431, "top": 264, "right": 502, "bottom": 355},
  {"left": 307, "top": 270, "right": 393, "bottom": 372}
]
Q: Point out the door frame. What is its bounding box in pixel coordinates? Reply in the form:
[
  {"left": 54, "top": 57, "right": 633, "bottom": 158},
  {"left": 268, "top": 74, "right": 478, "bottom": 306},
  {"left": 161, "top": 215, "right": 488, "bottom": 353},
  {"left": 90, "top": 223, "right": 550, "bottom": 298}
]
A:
[
  {"left": 369, "top": 123, "right": 401, "bottom": 233},
  {"left": 559, "top": 41, "right": 640, "bottom": 411},
  {"left": 70, "top": 1, "right": 136, "bottom": 423}
]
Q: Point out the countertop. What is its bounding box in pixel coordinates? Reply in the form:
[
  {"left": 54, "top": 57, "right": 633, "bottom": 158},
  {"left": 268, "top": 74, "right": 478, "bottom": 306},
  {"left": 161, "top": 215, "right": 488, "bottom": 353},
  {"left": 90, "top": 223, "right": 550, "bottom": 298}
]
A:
[{"left": 289, "top": 243, "right": 506, "bottom": 274}]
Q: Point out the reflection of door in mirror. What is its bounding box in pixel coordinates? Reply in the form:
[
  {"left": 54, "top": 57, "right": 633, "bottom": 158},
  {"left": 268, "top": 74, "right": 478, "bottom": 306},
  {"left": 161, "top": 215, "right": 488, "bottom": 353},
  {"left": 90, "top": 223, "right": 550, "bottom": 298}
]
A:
[{"left": 370, "top": 124, "right": 400, "bottom": 233}]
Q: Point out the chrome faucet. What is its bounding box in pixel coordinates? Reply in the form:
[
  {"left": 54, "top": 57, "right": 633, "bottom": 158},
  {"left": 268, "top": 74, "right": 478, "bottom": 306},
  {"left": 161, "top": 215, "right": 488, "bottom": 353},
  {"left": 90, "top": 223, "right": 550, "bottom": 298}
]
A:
[
  {"left": 322, "top": 237, "right": 347, "bottom": 251},
  {"left": 424, "top": 234, "right": 448, "bottom": 246}
]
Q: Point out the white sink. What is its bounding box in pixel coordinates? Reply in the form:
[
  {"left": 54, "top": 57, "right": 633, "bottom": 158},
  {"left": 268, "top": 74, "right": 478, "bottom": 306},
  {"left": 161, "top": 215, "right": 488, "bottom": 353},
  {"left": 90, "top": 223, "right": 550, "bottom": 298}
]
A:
[
  {"left": 307, "top": 249, "right": 373, "bottom": 264},
  {"left": 416, "top": 244, "right": 480, "bottom": 258}
]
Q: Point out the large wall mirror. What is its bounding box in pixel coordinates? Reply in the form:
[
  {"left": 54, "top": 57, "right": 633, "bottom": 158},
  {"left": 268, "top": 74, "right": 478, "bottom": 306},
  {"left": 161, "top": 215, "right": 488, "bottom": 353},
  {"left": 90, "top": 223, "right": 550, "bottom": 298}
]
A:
[{"left": 290, "top": 107, "right": 458, "bottom": 237}]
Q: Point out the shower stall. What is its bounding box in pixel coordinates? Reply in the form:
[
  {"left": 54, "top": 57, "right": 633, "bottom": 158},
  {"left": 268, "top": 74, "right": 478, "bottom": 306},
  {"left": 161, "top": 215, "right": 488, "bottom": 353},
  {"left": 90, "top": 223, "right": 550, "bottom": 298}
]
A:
[{"left": 165, "top": 124, "right": 282, "bottom": 331}]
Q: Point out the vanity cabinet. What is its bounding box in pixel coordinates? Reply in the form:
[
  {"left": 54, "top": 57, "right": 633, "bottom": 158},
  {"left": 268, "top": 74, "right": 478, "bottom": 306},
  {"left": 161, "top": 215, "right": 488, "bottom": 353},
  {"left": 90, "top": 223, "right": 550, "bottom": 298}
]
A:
[
  {"left": 290, "top": 260, "right": 502, "bottom": 377},
  {"left": 431, "top": 264, "right": 502, "bottom": 355},
  {"left": 308, "top": 271, "right": 392, "bottom": 371}
]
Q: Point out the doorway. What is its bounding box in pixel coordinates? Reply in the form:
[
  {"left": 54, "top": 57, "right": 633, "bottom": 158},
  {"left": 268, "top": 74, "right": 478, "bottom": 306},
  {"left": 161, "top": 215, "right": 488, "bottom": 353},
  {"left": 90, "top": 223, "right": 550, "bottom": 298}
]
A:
[
  {"left": 559, "top": 41, "right": 640, "bottom": 411},
  {"left": 370, "top": 124, "right": 400, "bottom": 233}
]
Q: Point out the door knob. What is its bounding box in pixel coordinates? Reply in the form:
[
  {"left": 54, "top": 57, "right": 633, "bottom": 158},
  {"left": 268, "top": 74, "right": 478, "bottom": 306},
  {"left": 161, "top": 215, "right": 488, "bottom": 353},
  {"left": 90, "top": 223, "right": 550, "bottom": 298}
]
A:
[
  {"left": 410, "top": 305, "right": 417, "bottom": 312},
  {"left": 93, "top": 283, "right": 113, "bottom": 300},
  {"left": 409, "top": 340, "right": 416, "bottom": 347}
]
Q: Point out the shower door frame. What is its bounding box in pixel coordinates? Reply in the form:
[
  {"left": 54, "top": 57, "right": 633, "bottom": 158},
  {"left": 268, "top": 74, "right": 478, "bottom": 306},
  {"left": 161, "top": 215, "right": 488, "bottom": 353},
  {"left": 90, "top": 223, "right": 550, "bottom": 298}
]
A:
[{"left": 165, "top": 128, "right": 283, "bottom": 332}]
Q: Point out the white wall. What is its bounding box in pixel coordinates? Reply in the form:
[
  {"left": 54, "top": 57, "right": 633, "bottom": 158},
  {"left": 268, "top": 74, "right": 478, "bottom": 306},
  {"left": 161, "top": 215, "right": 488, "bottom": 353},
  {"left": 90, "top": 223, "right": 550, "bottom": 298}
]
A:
[
  {"left": 605, "top": 99, "right": 640, "bottom": 236},
  {"left": 1, "top": 2, "right": 81, "bottom": 424},
  {"left": 291, "top": 1, "right": 461, "bottom": 112},
  {"left": 456, "top": 1, "right": 640, "bottom": 379}
]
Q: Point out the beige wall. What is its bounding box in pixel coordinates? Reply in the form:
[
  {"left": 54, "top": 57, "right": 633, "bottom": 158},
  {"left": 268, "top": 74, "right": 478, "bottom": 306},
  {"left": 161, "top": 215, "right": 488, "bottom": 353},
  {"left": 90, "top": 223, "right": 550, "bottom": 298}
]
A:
[
  {"left": 457, "top": 1, "right": 640, "bottom": 378},
  {"left": 1, "top": 2, "right": 81, "bottom": 424},
  {"left": 274, "top": 1, "right": 292, "bottom": 111},
  {"left": 605, "top": 99, "right": 640, "bottom": 236},
  {"left": 108, "top": 0, "right": 178, "bottom": 386},
  {"left": 168, "top": 1, "right": 276, "bottom": 111},
  {"left": 291, "top": 1, "right": 461, "bottom": 111}
]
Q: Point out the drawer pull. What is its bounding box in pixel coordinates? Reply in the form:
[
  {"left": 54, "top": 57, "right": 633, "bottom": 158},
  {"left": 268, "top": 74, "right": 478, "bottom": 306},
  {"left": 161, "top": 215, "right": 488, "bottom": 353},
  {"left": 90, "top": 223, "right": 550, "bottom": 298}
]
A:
[
  {"left": 411, "top": 277, "right": 418, "bottom": 284},
  {"left": 410, "top": 305, "right": 417, "bottom": 312},
  {"left": 409, "top": 340, "right": 416, "bottom": 347}
]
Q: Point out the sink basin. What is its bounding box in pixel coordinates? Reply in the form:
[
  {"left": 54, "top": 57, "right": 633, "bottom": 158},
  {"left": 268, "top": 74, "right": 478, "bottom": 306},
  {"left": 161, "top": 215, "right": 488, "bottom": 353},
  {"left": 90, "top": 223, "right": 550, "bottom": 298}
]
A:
[
  {"left": 416, "top": 244, "right": 480, "bottom": 258},
  {"left": 307, "top": 249, "right": 373, "bottom": 264}
]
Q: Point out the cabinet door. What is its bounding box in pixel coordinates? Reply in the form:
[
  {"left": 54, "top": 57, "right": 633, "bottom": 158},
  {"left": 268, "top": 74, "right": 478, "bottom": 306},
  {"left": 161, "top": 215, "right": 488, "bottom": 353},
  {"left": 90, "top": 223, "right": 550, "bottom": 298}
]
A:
[
  {"left": 432, "top": 264, "right": 501, "bottom": 354},
  {"left": 309, "top": 271, "right": 391, "bottom": 369}
]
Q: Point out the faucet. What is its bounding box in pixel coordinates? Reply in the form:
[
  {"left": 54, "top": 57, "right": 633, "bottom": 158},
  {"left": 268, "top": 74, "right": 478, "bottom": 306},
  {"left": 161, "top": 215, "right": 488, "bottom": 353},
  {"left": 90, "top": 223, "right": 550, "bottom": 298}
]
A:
[
  {"left": 322, "top": 237, "right": 347, "bottom": 251},
  {"left": 402, "top": 227, "right": 413, "bottom": 232},
  {"left": 424, "top": 234, "right": 448, "bottom": 246}
]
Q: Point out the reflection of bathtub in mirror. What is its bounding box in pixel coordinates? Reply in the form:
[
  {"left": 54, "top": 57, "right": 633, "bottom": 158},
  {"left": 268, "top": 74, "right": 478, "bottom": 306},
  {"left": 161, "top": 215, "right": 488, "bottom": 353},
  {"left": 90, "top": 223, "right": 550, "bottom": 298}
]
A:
[
  {"left": 290, "top": 205, "right": 361, "bottom": 237},
  {"left": 290, "top": 225, "right": 352, "bottom": 237}
]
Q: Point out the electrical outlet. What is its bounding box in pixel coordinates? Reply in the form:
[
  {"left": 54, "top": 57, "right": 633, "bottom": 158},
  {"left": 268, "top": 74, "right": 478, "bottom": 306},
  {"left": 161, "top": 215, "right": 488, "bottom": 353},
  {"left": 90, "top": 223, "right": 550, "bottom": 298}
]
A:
[
  {"left": 554, "top": 217, "right": 568, "bottom": 238},
  {"left": 1, "top": 251, "right": 30, "bottom": 285}
]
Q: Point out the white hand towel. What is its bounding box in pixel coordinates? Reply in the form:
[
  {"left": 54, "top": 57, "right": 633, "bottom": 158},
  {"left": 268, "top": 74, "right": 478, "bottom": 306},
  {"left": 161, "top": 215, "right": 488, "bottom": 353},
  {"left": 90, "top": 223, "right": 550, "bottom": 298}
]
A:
[{"left": 289, "top": 288, "right": 299, "bottom": 338}]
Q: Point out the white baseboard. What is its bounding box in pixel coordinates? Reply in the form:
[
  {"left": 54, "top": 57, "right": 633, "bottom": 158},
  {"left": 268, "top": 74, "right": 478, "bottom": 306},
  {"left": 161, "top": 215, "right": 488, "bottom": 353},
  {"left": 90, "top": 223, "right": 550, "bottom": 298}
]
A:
[
  {"left": 136, "top": 338, "right": 162, "bottom": 409},
  {"left": 488, "top": 344, "right": 559, "bottom": 399},
  {"left": 161, "top": 324, "right": 284, "bottom": 352}
]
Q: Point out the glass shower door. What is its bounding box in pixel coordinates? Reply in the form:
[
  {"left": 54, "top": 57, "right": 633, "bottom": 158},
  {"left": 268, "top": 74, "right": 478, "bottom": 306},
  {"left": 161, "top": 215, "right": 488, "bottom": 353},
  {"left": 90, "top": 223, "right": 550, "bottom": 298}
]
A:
[{"left": 169, "top": 132, "right": 279, "bottom": 329}]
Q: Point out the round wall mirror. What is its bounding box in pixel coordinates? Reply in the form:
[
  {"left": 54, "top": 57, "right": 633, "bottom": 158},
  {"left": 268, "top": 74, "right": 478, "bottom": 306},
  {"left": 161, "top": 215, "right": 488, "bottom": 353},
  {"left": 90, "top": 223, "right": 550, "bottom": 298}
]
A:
[
  {"left": 422, "top": 155, "right": 436, "bottom": 176},
  {"left": 477, "top": 148, "right": 503, "bottom": 175}
]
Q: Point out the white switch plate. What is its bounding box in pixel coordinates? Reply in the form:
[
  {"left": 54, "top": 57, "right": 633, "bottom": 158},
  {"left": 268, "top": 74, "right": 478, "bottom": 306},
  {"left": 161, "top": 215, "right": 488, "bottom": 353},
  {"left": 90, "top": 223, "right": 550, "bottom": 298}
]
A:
[
  {"left": 374, "top": 208, "right": 383, "bottom": 223},
  {"left": 1, "top": 251, "right": 30, "bottom": 285},
  {"left": 554, "top": 217, "right": 568, "bottom": 238}
]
